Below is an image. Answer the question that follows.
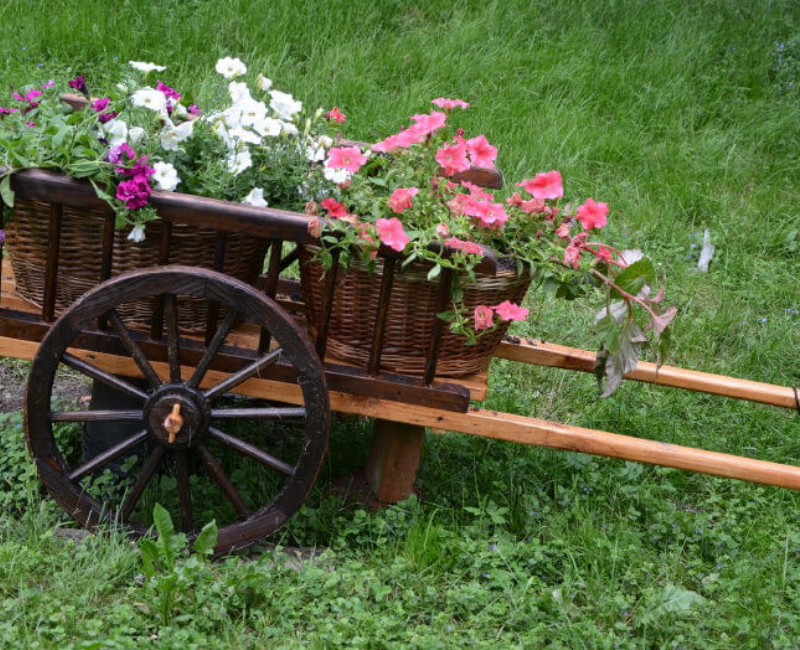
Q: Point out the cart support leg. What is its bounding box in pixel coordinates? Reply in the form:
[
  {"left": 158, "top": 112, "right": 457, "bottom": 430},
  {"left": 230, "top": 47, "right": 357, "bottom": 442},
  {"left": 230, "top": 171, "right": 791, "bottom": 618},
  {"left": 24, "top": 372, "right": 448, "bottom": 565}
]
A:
[{"left": 366, "top": 419, "right": 424, "bottom": 503}]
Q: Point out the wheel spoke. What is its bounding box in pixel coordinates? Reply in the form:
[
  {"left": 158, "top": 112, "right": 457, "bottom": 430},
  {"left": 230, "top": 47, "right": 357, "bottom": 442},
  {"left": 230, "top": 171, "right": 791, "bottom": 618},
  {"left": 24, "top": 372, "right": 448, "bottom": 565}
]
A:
[
  {"left": 196, "top": 443, "right": 251, "bottom": 519},
  {"left": 68, "top": 429, "right": 147, "bottom": 481},
  {"left": 209, "top": 426, "right": 294, "bottom": 476},
  {"left": 164, "top": 294, "right": 182, "bottom": 383},
  {"left": 187, "top": 308, "right": 238, "bottom": 389},
  {"left": 50, "top": 410, "right": 143, "bottom": 423},
  {"left": 62, "top": 353, "right": 148, "bottom": 402},
  {"left": 204, "top": 348, "right": 283, "bottom": 402},
  {"left": 121, "top": 445, "right": 166, "bottom": 520},
  {"left": 210, "top": 407, "right": 305, "bottom": 421},
  {"left": 175, "top": 450, "right": 193, "bottom": 532},
  {"left": 107, "top": 308, "right": 162, "bottom": 388}
]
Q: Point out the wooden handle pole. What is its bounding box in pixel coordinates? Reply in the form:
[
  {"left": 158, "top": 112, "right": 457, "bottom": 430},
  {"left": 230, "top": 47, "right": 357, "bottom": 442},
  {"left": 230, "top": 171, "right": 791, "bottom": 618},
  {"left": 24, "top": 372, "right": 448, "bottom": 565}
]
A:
[{"left": 497, "top": 339, "right": 799, "bottom": 411}]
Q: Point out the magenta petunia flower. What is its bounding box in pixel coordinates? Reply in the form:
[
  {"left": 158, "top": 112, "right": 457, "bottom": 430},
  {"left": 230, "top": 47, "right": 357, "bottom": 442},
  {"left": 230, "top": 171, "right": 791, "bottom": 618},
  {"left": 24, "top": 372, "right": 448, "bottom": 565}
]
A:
[
  {"left": 156, "top": 80, "right": 181, "bottom": 101},
  {"left": 388, "top": 187, "right": 418, "bottom": 214},
  {"left": 108, "top": 143, "right": 136, "bottom": 165},
  {"left": 473, "top": 305, "right": 494, "bottom": 330},
  {"left": 431, "top": 97, "right": 470, "bottom": 111},
  {"left": 116, "top": 175, "right": 151, "bottom": 211},
  {"left": 518, "top": 171, "right": 563, "bottom": 200},
  {"left": 67, "top": 75, "right": 88, "bottom": 94},
  {"left": 187, "top": 104, "right": 201, "bottom": 115},
  {"left": 435, "top": 141, "right": 470, "bottom": 176},
  {"left": 97, "top": 111, "right": 118, "bottom": 124},
  {"left": 326, "top": 146, "right": 368, "bottom": 175},
  {"left": 576, "top": 198, "right": 608, "bottom": 230},
  {"left": 493, "top": 300, "right": 529, "bottom": 322},
  {"left": 92, "top": 97, "right": 110, "bottom": 112},
  {"left": 375, "top": 217, "right": 409, "bottom": 252},
  {"left": 465, "top": 135, "right": 497, "bottom": 169}
]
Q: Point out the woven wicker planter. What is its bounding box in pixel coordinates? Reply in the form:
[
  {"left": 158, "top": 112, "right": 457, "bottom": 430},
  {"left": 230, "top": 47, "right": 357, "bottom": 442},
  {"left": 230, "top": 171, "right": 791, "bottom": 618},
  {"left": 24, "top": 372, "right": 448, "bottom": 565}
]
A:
[
  {"left": 298, "top": 245, "right": 531, "bottom": 377},
  {"left": 6, "top": 195, "right": 267, "bottom": 332}
]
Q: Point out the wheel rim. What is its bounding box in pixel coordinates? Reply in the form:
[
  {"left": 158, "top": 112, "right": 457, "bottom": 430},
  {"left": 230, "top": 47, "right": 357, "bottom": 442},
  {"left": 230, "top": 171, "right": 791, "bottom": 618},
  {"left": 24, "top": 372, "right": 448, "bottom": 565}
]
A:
[{"left": 25, "top": 265, "right": 330, "bottom": 554}]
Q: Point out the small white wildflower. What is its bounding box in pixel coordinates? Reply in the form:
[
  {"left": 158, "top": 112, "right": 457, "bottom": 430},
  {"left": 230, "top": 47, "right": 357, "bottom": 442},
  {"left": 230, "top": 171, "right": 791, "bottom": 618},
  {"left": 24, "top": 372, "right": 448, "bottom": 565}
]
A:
[
  {"left": 256, "top": 75, "right": 272, "bottom": 92},
  {"left": 129, "top": 61, "right": 166, "bottom": 73},
  {"left": 216, "top": 56, "right": 247, "bottom": 79},
  {"left": 127, "top": 225, "right": 146, "bottom": 243},
  {"left": 269, "top": 90, "right": 302, "bottom": 120},
  {"left": 152, "top": 162, "right": 181, "bottom": 191},
  {"left": 131, "top": 87, "right": 167, "bottom": 114},
  {"left": 241, "top": 187, "right": 268, "bottom": 207},
  {"left": 323, "top": 166, "right": 350, "bottom": 184},
  {"left": 226, "top": 148, "right": 252, "bottom": 175}
]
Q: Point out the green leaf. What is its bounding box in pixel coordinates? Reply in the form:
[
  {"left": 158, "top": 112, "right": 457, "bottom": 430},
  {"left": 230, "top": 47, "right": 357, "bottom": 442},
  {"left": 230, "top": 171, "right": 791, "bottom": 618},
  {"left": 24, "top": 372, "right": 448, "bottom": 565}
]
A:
[
  {"left": 436, "top": 311, "right": 456, "bottom": 322},
  {"left": 0, "top": 175, "right": 14, "bottom": 208},
  {"left": 66, "top": 160, "right": 100, "bottom": 178},
  {"left": 153, "top": 503, "right": 176, "bottom": 570},
  {"left": 427, "top": 263, "right": 441, "bottom": 281},
  {"left": 641, "top": 584, "right": 707, "bottom": 625},
  {"left": 193, "top": 520, "right": 218, "bottom": 557},
  {"left": 611, "top": 258, "right": 655, "bottom": 299},
  {"left": 52, "top": 125, "right": 71, "bottom": 148},
  {"left": 139, "top": 538, "right": 159, "bottom": 579}
]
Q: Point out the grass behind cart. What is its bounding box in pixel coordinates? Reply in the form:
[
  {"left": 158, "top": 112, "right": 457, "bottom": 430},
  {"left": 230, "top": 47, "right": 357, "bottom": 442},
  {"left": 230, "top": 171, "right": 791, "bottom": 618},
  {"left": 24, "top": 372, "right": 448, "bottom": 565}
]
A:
[{"left": 0, "top": 0, "right": 799, "bottom": 647}]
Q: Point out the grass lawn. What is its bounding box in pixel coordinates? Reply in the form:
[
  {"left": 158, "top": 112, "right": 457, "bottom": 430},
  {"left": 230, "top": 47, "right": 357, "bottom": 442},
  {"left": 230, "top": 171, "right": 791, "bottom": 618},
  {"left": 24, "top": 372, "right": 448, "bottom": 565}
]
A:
[{"left": 1, "top": 0, "right": 800, "bottom": 647}]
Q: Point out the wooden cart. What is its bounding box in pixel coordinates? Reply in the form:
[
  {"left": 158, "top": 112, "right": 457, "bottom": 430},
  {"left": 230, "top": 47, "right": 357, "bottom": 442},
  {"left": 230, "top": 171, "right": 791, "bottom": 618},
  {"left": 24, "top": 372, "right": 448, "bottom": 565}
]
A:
[{"left": 1, "top": 168, "right": 798, "bottom": 555}]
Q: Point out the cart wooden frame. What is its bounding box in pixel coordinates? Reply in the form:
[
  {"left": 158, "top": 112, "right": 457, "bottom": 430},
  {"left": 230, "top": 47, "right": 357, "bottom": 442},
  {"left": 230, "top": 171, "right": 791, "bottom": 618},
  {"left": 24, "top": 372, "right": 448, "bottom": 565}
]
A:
[{"left": 1, "top": 167, "right": 798, "bottom": 555}]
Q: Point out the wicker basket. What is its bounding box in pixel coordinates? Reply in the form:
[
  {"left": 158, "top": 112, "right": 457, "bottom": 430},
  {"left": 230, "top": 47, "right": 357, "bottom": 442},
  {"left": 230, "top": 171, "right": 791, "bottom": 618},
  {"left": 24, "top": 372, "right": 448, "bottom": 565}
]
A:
[
  {"left": 299, "top": 245, "right": 531, "bottom": 377},
  {"left": 6, "top": 197, "right": 267, "bottom": 332}
]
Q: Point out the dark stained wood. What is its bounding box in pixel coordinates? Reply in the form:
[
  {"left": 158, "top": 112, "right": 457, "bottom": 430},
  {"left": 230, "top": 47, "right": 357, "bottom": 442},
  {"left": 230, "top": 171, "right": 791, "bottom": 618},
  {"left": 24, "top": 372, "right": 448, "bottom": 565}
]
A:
[
  {"left": 278, "top": 246, "right": 299, "bottom": 272},
  {"left": 164, "top": 294, "right": 181, "bottom": 383},
  {"left": 423, "top": 268, "right": 454, "bottom": 385},
  {"left": 259, "top": 239, "right": 283, "bottom": 354},
  {"left": 196, "top": 443, "right": 251, "bottom": 519},
  {"left": 67, "top": 429, "right": 147, "bottom": 481},
  {"left": 97, "top": 212, "right": 116, "bottom": 330},
  {"left": 187, "top": 307, "right": 238, "bottom": 389},
  {"left": 175, "top": 450, "right": 193, "bottom": 532},
  {"left": 42, "top": 203, "right": 63, "bottom": 322},
  {"left": 121, "top": 445, "right": 166, "bottom": 520},
  {"left": 368, "top": 257, "right": 396, "bottom": 375},
  {"left": 51, "top": 410, "right": 143, "bottom": 422},
  {"left": 61, "top": 352, "right": 148, "bottom": 401},
  {"left": 451, "top": 165, "right": 503, "bottom": 190},
  {"left": 204, "top": 347, "right": 283, "bottom": 401},
  {"left": 204, "top": 232, "right": 227, "bottom": 345},
  {"left": 107, "top": 308, "right": 161, "bottom": 388},
  {"left": 209, "top": 426, "right": 294, "bottom": 476},
  {"left": 210, "top": 407, "right": 306, "bottom": 420},
  {"left": 315, "top": 249, "right": 340, "bottom": 360},
  {"left": 150, "top": 220, "right": 173, "bottom": 340},
  {"left": 0, "top": 307, "right": 472, "bottom": 412}
]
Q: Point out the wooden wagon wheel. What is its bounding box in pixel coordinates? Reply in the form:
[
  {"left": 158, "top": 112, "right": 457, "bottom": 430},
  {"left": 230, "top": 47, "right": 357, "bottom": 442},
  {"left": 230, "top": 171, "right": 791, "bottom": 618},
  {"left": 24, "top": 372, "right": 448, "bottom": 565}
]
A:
[{"left": 25, "top": 266, "right": 330, "bottom": 554}]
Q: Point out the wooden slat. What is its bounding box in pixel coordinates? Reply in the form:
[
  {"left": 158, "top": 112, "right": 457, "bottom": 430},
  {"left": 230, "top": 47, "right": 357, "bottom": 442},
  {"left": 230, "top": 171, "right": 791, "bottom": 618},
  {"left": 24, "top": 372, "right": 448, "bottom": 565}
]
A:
[
  {"left": 423, "top": 268, "right": 453, "bottom": 385},
  {"left": 42, "top": 203, "right": 63, "bottom": 322},
  {"left": 259, "top": 239, "right": 283, "bottom": 354},
  {"left": 368, "top": 256, "right": 396, "bottom": 375},
  {"left": 150, "top": 220, "right": 173, "bottom": 340},
  {"left": 315, "top": 249, "right": 340, "bottom": 360}
]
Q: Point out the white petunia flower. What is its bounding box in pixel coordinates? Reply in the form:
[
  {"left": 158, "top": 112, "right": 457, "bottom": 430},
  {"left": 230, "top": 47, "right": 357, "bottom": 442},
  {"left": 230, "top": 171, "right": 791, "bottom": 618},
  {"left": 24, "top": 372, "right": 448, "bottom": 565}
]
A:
[
  {"left": 127, "top": 225, "right": 146, "bottom": 242},
  {"left": 128, "top": 126, "right": 145, "bottom": 145},
  {"left": 252, "top": 116, "right": 282, "bottom": 137},
  {"left": 152, "top": 162, "right": 181, "bottom": 191},
  {"left": 305, "top": 135, "right": 333, "bottom": 162},
  {"left": 256, "top": 75, "right": 272, "bottom": 92},
  {"left": 160, "top": 119, "right": 195, "bottom": 151},
  {"left": 216, "top": 56, "right": 247, "bottom": 79},
  {"left": 228, "top": 81, "right": 252, "bottom": 104},
  {"left": 131, "top": 87, "right": 168, "bottom": 114},
  {"left": 241, "top": 187, "right": 268, "bottom": 207},
  {"left": 173, "top": 103, "right": 187, "bottom": 118},
  {"left": 129, "top": 61, "right": 166, "bottom": 73},
  {"left": 323, "top": 166, "right": 350, "bottom": 184},
  {"left": 238, "top": 98, "right": 267, "bottom": 127},
  {"left": 229, "top": 127, "right": 262, "bottom": 145},
  {"left": 280, "top": 120, "right": 299, "bottom": 136},
  {"left": 269, "top": 90, "right": 302, "bottom": 120},
  {"left": 103, "top": 119, "right": 128, "bottom": 147},
  {"left": 226, "top": 148, "right": 252, "bottom": 175}
]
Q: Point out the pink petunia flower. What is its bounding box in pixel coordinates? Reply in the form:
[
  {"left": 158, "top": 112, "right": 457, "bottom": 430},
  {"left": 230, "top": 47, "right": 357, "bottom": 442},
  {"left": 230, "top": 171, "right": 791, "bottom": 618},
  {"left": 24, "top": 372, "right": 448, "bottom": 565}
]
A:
[
  {"left": 556, "top": 222, "right": 572, "bottom": 239},
  {"left": 431, "top": 97, "right": 470, "bottom": 111},
  {"left": 493, "top": 300, "right": 529, "bottom": 322},
  {"left": 461, "top": 181, "right": 494, "bottom": 200},
  {"left": 375, "top": 217, "right": 409, "bottom": 252},
  {"left": 307, "top": 217, "right": 323, "bottom": 238},
  {"left": 388, "top": 187, "right": 419, "bottom": 214},
  {"left": 326, "top": 146, "right": 368, "bottom": 174},
  {"left": 325, "top": 106, "right": 346, "bottom": 123},
  {"left": 445, "top": 237, "right": 483, "bottom": 256},
  {"left": 24, "top": 120, "right": 35, "bottom": 128},
  {"left": 436, "top": 141, "right": 470, "bottom": 176},
  {"left": 320, "top": 197, "right": 348, "bottom": 218},
  {"left": 595, "top": 245, "right": 613, "bottom": 262},
  {"left": 465, "top": 135, "right": 497, "bottom": 169},
  {"left": 436, "top": 222, "right": 450, "bottom": 238},
  {"left": 517, "top": 171, "right": 563, "bottom": 200},
  {"left": 520, "top": 197, "right": 545, "bottom": 214},
  {"left": 575, "top": 198, "right": 608, "bottom": 230},
  {"left": 409, "top": 111, "right": 447, "bottom": 137},
  {"left": 474, "top": 305, "right": 494, "bottom": 330}
]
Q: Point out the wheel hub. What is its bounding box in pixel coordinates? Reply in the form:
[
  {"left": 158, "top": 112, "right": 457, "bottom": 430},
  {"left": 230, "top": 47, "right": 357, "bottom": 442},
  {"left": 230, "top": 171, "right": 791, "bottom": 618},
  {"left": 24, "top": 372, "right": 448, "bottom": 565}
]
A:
[{"left": 143, "top": 384, "right": 210, "bottom": 448}]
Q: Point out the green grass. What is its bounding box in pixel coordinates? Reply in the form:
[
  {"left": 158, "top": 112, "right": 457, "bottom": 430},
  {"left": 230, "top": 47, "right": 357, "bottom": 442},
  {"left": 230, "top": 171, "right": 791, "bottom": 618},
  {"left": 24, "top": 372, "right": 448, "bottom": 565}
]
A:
[{"left": 1, "top": 0, "right": 800, "bottom": 646}]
